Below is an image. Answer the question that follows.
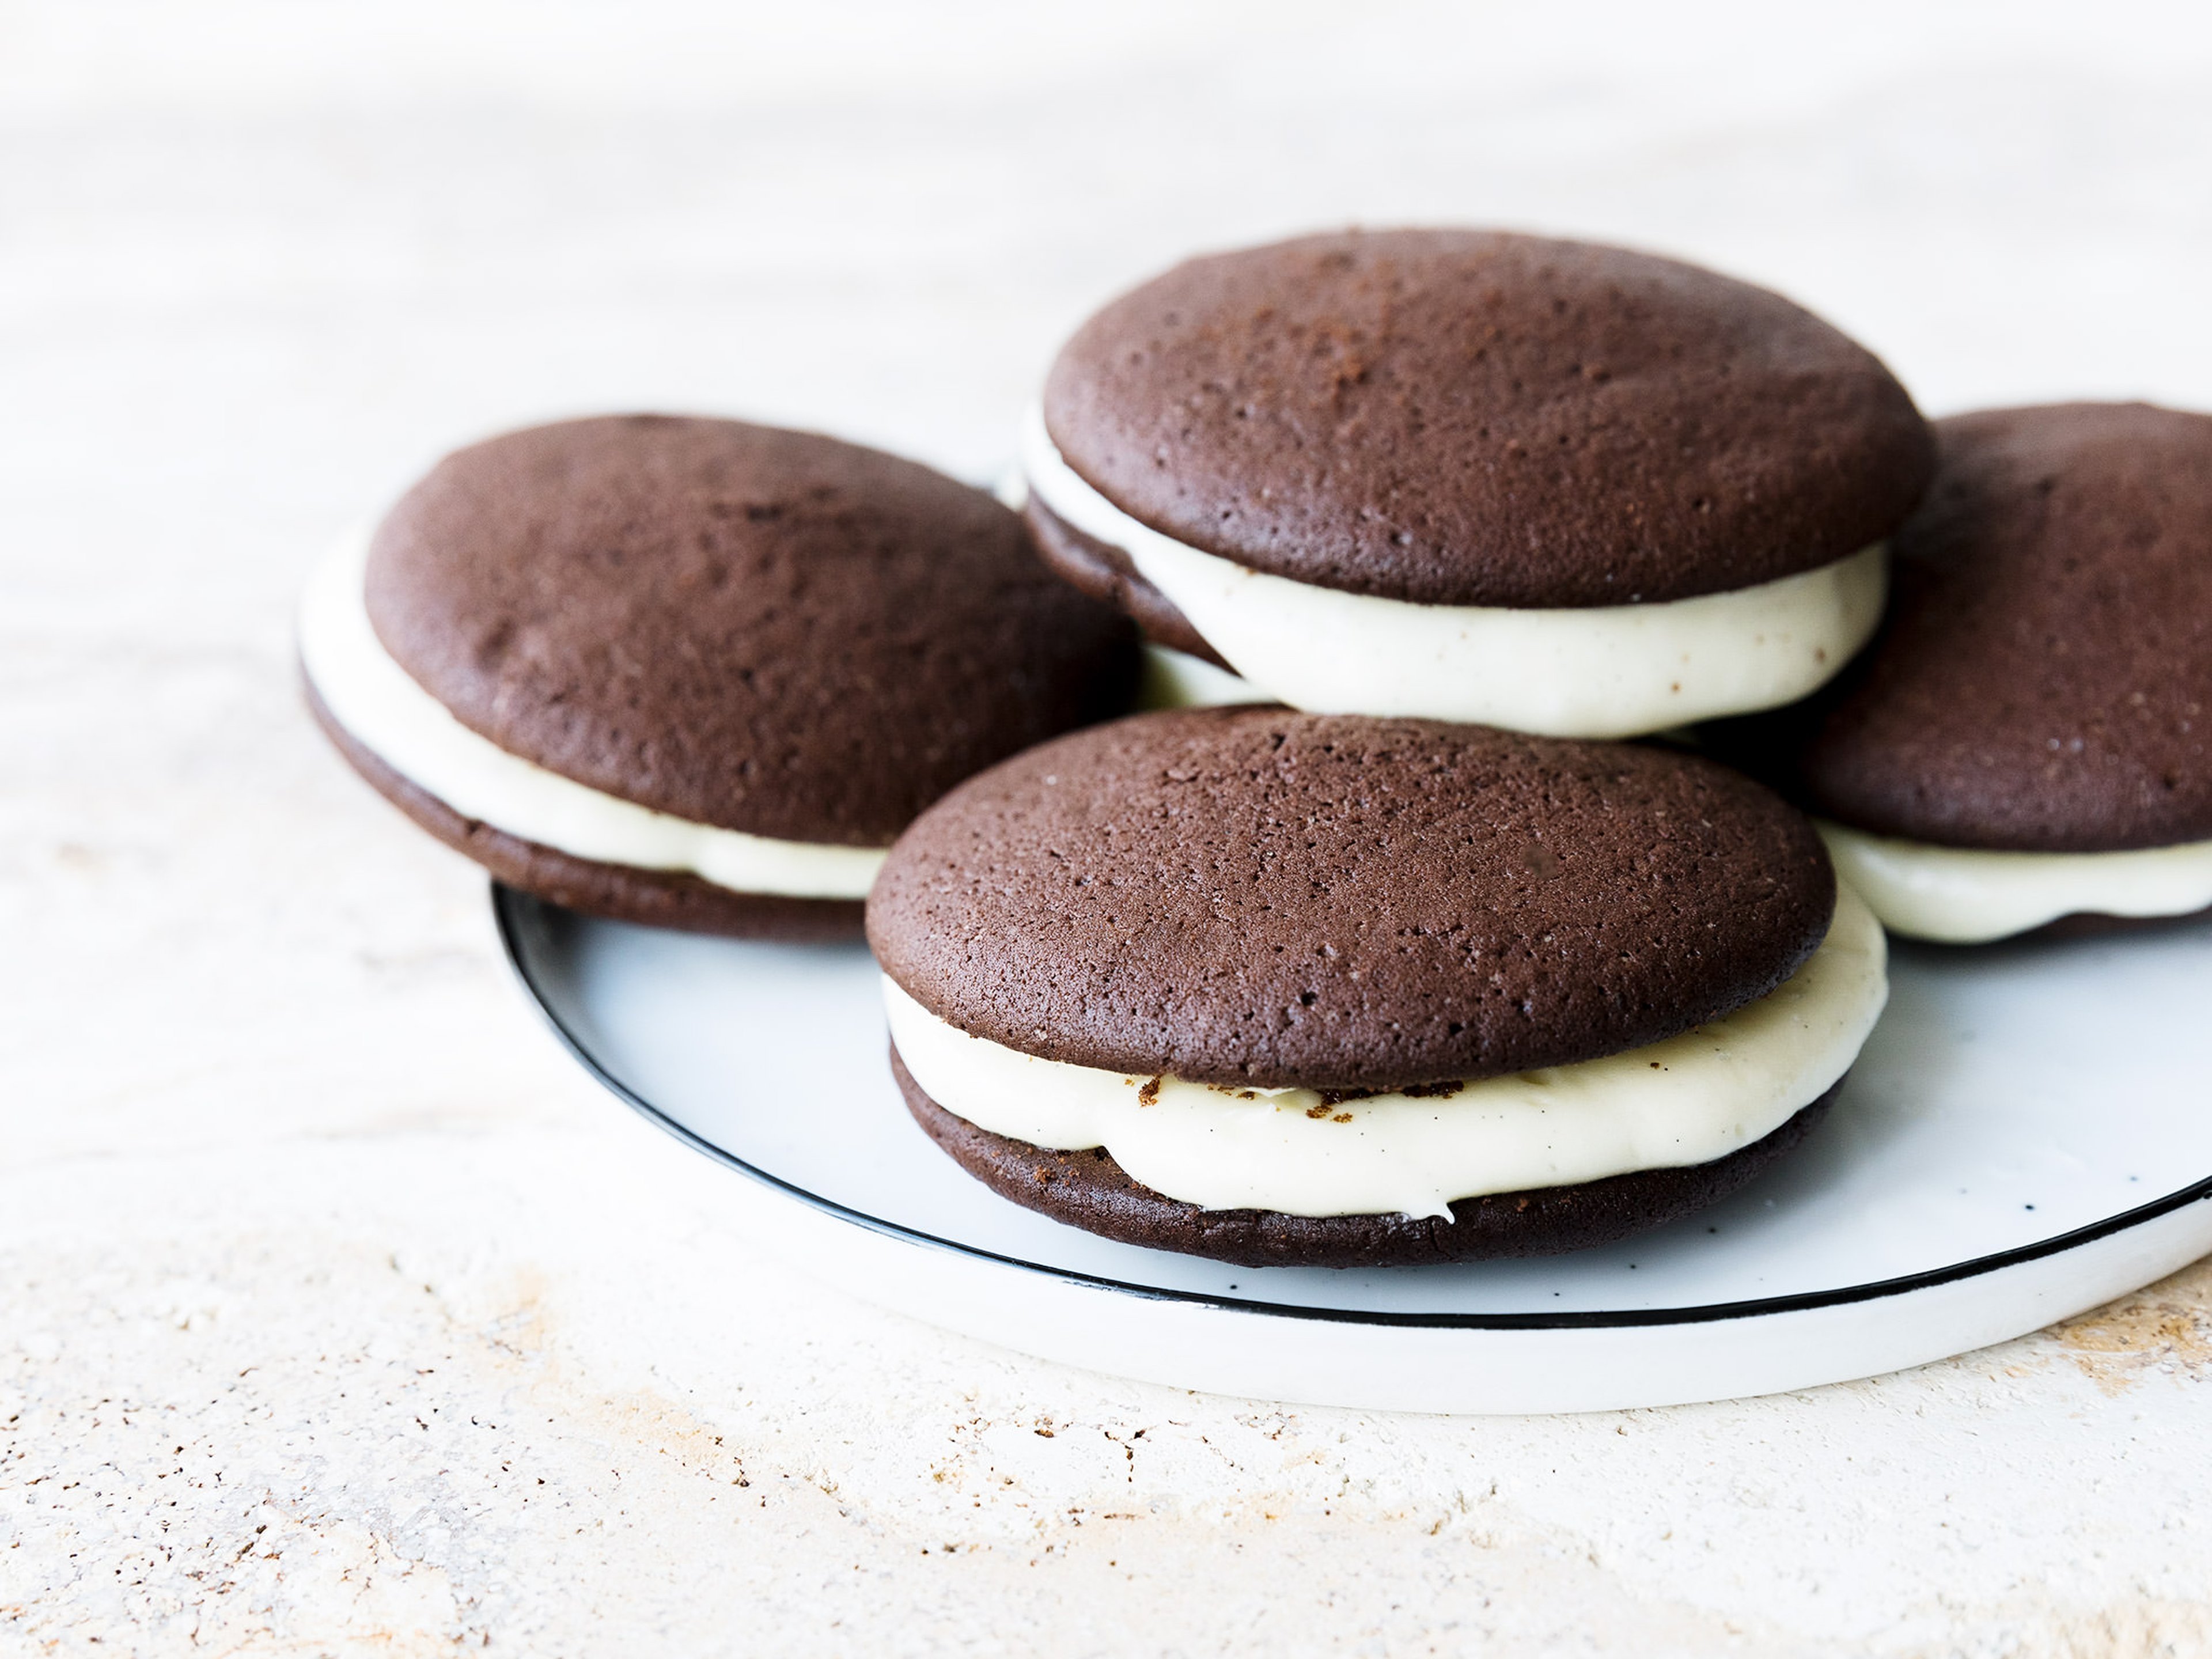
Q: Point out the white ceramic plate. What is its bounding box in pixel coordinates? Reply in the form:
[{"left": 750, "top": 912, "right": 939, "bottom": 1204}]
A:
[{"left": 495, "top": 887, "right": 2212, "bottom": 1414}]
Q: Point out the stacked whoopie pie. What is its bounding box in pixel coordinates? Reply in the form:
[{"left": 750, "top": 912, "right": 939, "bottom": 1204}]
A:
[
  {"left": 1018, "top": 229, "right": 1933, "bottom": 737},
  {"left": 302, "top": 415, "right": 1137, "bottom": 937},
  {"left": 867, "top": 229, "right": 1936, "bottom": 1265}
]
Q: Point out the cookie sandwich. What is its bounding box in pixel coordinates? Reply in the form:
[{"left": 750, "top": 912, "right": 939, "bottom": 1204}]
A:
[
  {"left": 1020, "top": 229, "right": 1934, "bottom": 736},
  {"left": 1715, "top": 403, "right": 2212, "bottom": 944},
  {"left": 302, "top": 415, "right": 1137, "bottom": 938},
  {"left": 868, "top": 708, "right": 1887, "bottom": 1267}
]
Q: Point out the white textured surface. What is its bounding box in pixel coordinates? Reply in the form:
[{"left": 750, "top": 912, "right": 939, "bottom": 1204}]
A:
[{"left": 9, "top": 3, "right": 2212, "bottom": 1652}]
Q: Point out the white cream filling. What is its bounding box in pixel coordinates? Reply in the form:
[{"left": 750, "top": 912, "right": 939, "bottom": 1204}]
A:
[
  {"left": 1135, "top": 642, "right": 1271, "bottom": 710},
  {"left": 297, "top": 529, "right": 887, "bottom": 900},
  {"left": 1021, "top": 406, "right": 1887, "bottom": 740},
  {"left": 1001, "top": 463, "right": 1265, "bottom": 711},
  {"left": 887, "top": 887, "right": 1886, "bottom": 1220},
  {"left": 1817, "top": 821, "right": 2212, "bottom": 944}
]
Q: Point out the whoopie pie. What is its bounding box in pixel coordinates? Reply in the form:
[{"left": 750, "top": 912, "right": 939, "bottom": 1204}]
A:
[
  {"left": 867, "top": 707, "right": 1887, "bottom": 1267},
  {"left": 1020, "top": 229, "right": 1934, "bottom": 737},
  {"left": 302, "top": 414, "right": 1138, "bottom": 937},
  {"left": 1711, "top": 403, "right": 2212, "bottom": 944}
]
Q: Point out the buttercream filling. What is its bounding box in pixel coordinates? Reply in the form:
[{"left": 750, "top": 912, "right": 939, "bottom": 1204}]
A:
[
  {"left": 297, "top": 529, "right": 887, "bottom": 900},
  {"left": 1817, "top": 821, "right": 2212, "bottom": 944},
  {"left": 885, "top": 886, "right": 1886, "bottom": 1220},
  {"left": 1000, "top": 468, "right": 1264, "bottom": 711},
  {"left": 1020, "top": 406, "right": 1887, "bottom": 740},
  {"left": 1135, "top": 642, "right": 1271, "bottom": 710}
]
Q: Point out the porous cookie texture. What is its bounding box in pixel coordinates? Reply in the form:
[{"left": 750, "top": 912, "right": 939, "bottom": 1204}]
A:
[
  {"left": 894, "top": 1048, "right": 1838, "bottom": 1267},
  {"left": 309, "top": 681, "right": 863, "bottom": 939},
  {"left": 1042, "top": 228, "right": 1934, "bottom": 608},
  {"left": 1718, "top": 403, "right": 2212, "bottom": 853},
  {"left": 867, "top": 707, "right": 1835, "bottom": 1090},
  {"left": 365, "top": 414, "right": 1139, "bottom": 847}
]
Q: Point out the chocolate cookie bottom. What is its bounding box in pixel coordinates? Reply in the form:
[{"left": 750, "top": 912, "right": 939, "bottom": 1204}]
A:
[
  {"left": 1023, "top": 494, "right": 1230, "bottom": 668},
  {"left": 308, "top": 675, "right": 865, "bottom": 941},
  {"left": 2002, "top": 904, "right": 2212, "bottom": 944},
  {"left": 893, "top": 1044, "right": 1838, "bottom": 1268}
]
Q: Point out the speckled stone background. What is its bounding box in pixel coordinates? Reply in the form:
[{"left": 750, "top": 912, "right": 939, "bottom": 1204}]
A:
[{"left": 7, "top": 3, "right": 2212, "bottom": 1652}]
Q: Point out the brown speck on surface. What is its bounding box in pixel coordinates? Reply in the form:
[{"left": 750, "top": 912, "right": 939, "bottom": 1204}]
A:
[
  {"left": 1137, "top": 1075, "right": 1162, "bottom": 1107},
  {"left": 1331, "top": 1113, "right": 1354, "bottom": 1123},
  {"left": 2054, "top": 1259, "right": 2212, "bottom": 1396}
]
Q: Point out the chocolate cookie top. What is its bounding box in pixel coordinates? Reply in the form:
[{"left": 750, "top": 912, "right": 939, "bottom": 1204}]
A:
[
  {"left": 868, "top": 708, "right": 1835, "bottom": 1089},
  {"left": 1041, "top": 229, "right": 1934, "bottom": 608},
  {"left": 366, "top": 415, "right": 1138, "bottom": 846},
  {"left": 1721, "top": 403, "right": 2212, "bottom": 853}
]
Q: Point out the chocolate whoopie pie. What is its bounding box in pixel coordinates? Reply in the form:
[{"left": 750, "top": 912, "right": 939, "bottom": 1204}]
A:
[
  {"left": 1710, "top": 403, "right": 2212, "bottom": 944},
  {"left": 302, "top": 415, "right": 1138, "bottom": 937},
  {"left": 1020, "top": 228, "right": 1934, "bottom": 736},
  {"left": 867, "top": 708, "right": 1888, "bottom": 1267}
]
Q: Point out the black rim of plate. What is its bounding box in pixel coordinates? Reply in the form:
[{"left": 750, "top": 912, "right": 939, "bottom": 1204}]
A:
[{"left": 493, "top": 882, "right": 2212, "bottom": 1332}]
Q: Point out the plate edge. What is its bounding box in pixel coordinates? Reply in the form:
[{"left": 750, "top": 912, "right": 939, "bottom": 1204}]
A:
[{"left": 491, "top": 881, "right": 2212, "bottom": 1333}]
